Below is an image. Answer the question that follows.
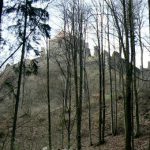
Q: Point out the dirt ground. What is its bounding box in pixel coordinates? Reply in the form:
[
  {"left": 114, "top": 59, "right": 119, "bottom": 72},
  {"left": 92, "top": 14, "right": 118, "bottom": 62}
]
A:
[{"left": 0, "top": 89, "right": 149, "bottom": 150}]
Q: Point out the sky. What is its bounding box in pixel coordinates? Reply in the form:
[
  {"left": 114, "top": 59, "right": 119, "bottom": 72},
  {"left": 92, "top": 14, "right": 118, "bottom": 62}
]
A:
[
  {"left": 0, "top": 0, "right": 150, "bottom": 70},
  {"left": 47, "top": 0, "right": 150, "bottom": 68}
]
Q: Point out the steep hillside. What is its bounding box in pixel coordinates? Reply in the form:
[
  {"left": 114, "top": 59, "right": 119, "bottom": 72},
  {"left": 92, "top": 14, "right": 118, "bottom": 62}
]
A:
[{"left": 0, "top": 57, "right": 149, "bottom": 150}]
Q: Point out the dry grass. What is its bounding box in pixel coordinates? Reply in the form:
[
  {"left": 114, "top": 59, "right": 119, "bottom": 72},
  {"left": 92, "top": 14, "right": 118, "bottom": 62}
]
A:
[{"left": 0, "top": 60, "right": 149, "bottom": 150}]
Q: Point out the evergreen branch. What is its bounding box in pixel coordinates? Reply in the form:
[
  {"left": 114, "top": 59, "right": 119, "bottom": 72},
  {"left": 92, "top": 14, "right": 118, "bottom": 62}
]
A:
[{"left": 0, "top": 1, "right": 52, "bottom": 69}]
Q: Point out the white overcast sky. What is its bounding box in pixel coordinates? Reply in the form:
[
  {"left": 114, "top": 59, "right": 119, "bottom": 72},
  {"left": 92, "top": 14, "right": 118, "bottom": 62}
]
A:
[
  {"left": 1, "top": 0, "right": 150, "bottom": 69},
  {"left": 47, "top": 0, "right": 150, "bottom": 68}
]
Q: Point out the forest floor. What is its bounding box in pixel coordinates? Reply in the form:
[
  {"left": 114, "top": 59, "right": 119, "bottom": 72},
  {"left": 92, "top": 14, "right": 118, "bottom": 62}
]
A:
[{"left": 0, "top": 88, "right": 150, "bottom": 150}]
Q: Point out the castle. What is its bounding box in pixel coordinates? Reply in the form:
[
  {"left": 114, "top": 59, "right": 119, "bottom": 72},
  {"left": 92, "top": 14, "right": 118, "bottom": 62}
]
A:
[
  {"left": 41, "top": 31, "right": 91, "bottom": 59},
  {"left": 40, "top": 31, "right": 150, "bottom": 87}
]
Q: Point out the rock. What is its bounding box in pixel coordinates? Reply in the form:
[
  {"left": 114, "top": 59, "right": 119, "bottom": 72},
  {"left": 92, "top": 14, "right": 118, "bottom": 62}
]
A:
[{"left": 42, "top": 146, "right": 48, "bottom": 150}]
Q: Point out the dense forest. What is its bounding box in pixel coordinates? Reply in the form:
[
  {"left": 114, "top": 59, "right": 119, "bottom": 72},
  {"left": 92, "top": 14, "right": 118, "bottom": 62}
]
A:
[{"left": 0, "top": 0, "right": 150, "bottom": 150}]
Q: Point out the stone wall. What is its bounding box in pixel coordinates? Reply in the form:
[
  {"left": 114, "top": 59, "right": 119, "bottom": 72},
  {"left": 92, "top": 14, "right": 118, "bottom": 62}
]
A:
[{"left": 41, "top": 32, "right": 91, "bottom": 59}]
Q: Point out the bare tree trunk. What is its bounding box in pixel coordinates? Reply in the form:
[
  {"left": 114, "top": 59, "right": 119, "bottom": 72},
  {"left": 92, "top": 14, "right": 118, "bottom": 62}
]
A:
[
  {"left": 64, "top": 63, "right": 69, "bottom": 110},
  {"left": 77, "top": 6, "right": 83, "bottom": 149},
  {"left": 148, "top": 0, "right": 150, "bottom": 35},
  {"left": 131, "top": 76, "right": 134, "bottom": 149},
  {"left": 67, "top": 43, "right": 72, "bottom": 149},
  {"left": 61, "top": 110, "right": 64, "bottom": 149},
  {"left": 96, "top": 13, "right": 102, "bottom": 144},
  {"left": 134, "top": 2, "right": 140, "bottom": 136},
  {"left": 149, "top": 135, "right": 150, "bottom": 150},
  {"left": 138, "top": 22, "right": 143, "bottom": 78},
  {"left": 46, "top": 38, "right": 52, "bottom": 150},
  {"left": 83, "top": 32, "right": 92, "bottom": 145},
  {"left": 10, "top": 1, "right": 28, "bottom": 149},
  {"left": 0, "top": 0, "right": 3, "bottom": 24},
  {"left": 114, "top": 55, "right": 118, "bottom": 135},
  {"left": 113, "top": 28, "right": 118, "bottom": 136},
  {"left": 63, "top": 7, "right": 72, "bottom": 148},
  {"left": 71, "top": 2, "right": 80, "bottom": 149},
  {"left": 128, "top": 0, "right": 136, "bottom": 148},
  {"left": 68, "top": 67, "right": 71, "bottom": 149},
  {"left": 134, "top": 58, "right": 140, "bottom": 138},
  {"left": 101, "top": 1, "right": 105, "bottom": 143},
  {"left": 122, "top": 0, "right": 133, "bottom": 149},
  {"left": 119, "top": 36, "right": 126, "bottom": 119},
  {"left": 92, "top": 0, "right": 103, "bottom": 143},
  {"left": 125, "top": 61, "right": 132, "bottom": 150},
  {"left": 0, "top": 0, "right": 3, "bottom": 43},
  {"left": 140, "top": 37, "right": 143, "bottom": 78},
  {"left": 21, "top": 63, "right": 26, "bottom": 109},
  {"left": 85, "top": 70, "right": 92, "bottom": 145},
  {"left": 102, "top": 50, "right": 105, "bottom": 143},
  {"left": 107, "top": 7, "right": 114, "bottom": 135}
]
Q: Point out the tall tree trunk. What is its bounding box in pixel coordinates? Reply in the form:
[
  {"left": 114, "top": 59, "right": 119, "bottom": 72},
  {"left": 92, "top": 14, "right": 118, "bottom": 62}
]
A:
[
  {"left": 122, "top": 0, "right": 133, "bottom": 149},
  {"left": 125, "top": 61, "right": 132, "bottom": 150},
  {"left": 21, "top": 63, "right": 26, "bottom": 109},
  {"left": 68, "top": 67, "right": 71, "bottom": 149},
  {"left": 46, "top": 38, "right": 52, "bottom": 150},
  {"left": 148, "top": 0, "right": 150, "bottom": 35},
  {"left": 138, "top": 24, "right": 143, "bottom": 78},
  {"left": 95, "top": 12, "right": 102, "bottom": 144},
  {"left": 67, "top": 45, "right": 72, "bottom": 149},
  {"left": 119, "top": 36, "right": 126, "bottom": 120},
  {"left": 134, "top": 58, "right": 140, "bottom": 138},
  {"left": 64, "top": 62, "right": 69, "bottom": 110},
  {"left": 92, "top": 1, "right": 103, "bottom": 143},
  {"left": 61, "top": 108, "right": 64, "bottom": 149},
  {"left": 128, "top": 0, "right": 135, "bottom": 149},
  {"left": 83, "top": 31, "right": 92, "bottom": 145},
  {"left": 107, "top": 6, "right": 114, "bottom": 135},
  {"left": 136, "top": 5, "right": 142, "bottom": 138},
  {"left": 0, "top": 0, "right": 3, "bottom": 24},
  {"left": 101, "top": 1, "right": 105, "bottom": 143},
  {"left": 10, "top": 1, "right": 28, "bottom": 149},
  {"left": 63, "top": 8, "right": 72, "bottom": 148},
  {"left": 131, "top": 76, "right": 134, "bottom": 149},
  {"left": 77, "top": 8, "right": 83, "bottom": 149},
  {"left": 71, "top": 1, "right": 79, "bottom": 149},
  {"left": 85, "top": 70, "right": 92, "bottom": 145},
  {"left": 114, "top": 55, "right": 118, "bottom": 135},
  {"left": 113, "top": 28, "right": 118, "bottom": 136},
  {"left": 102, "top": 50, "right": 105, "bottom": 143},
  {"left": 0, "top": 0, "right": 3, "bottom": 43},
  {"left": 73, "top": 23, "right": 80, "bottom": 150}
]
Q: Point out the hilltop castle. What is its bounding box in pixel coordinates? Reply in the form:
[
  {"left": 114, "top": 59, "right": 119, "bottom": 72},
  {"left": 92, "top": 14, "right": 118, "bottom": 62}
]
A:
[
  {"left": 41, "top": 31, "right": 91, "bottom": 59},
  {"left": 40, "top": 31, "right": 150, "bottom": 87}
]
